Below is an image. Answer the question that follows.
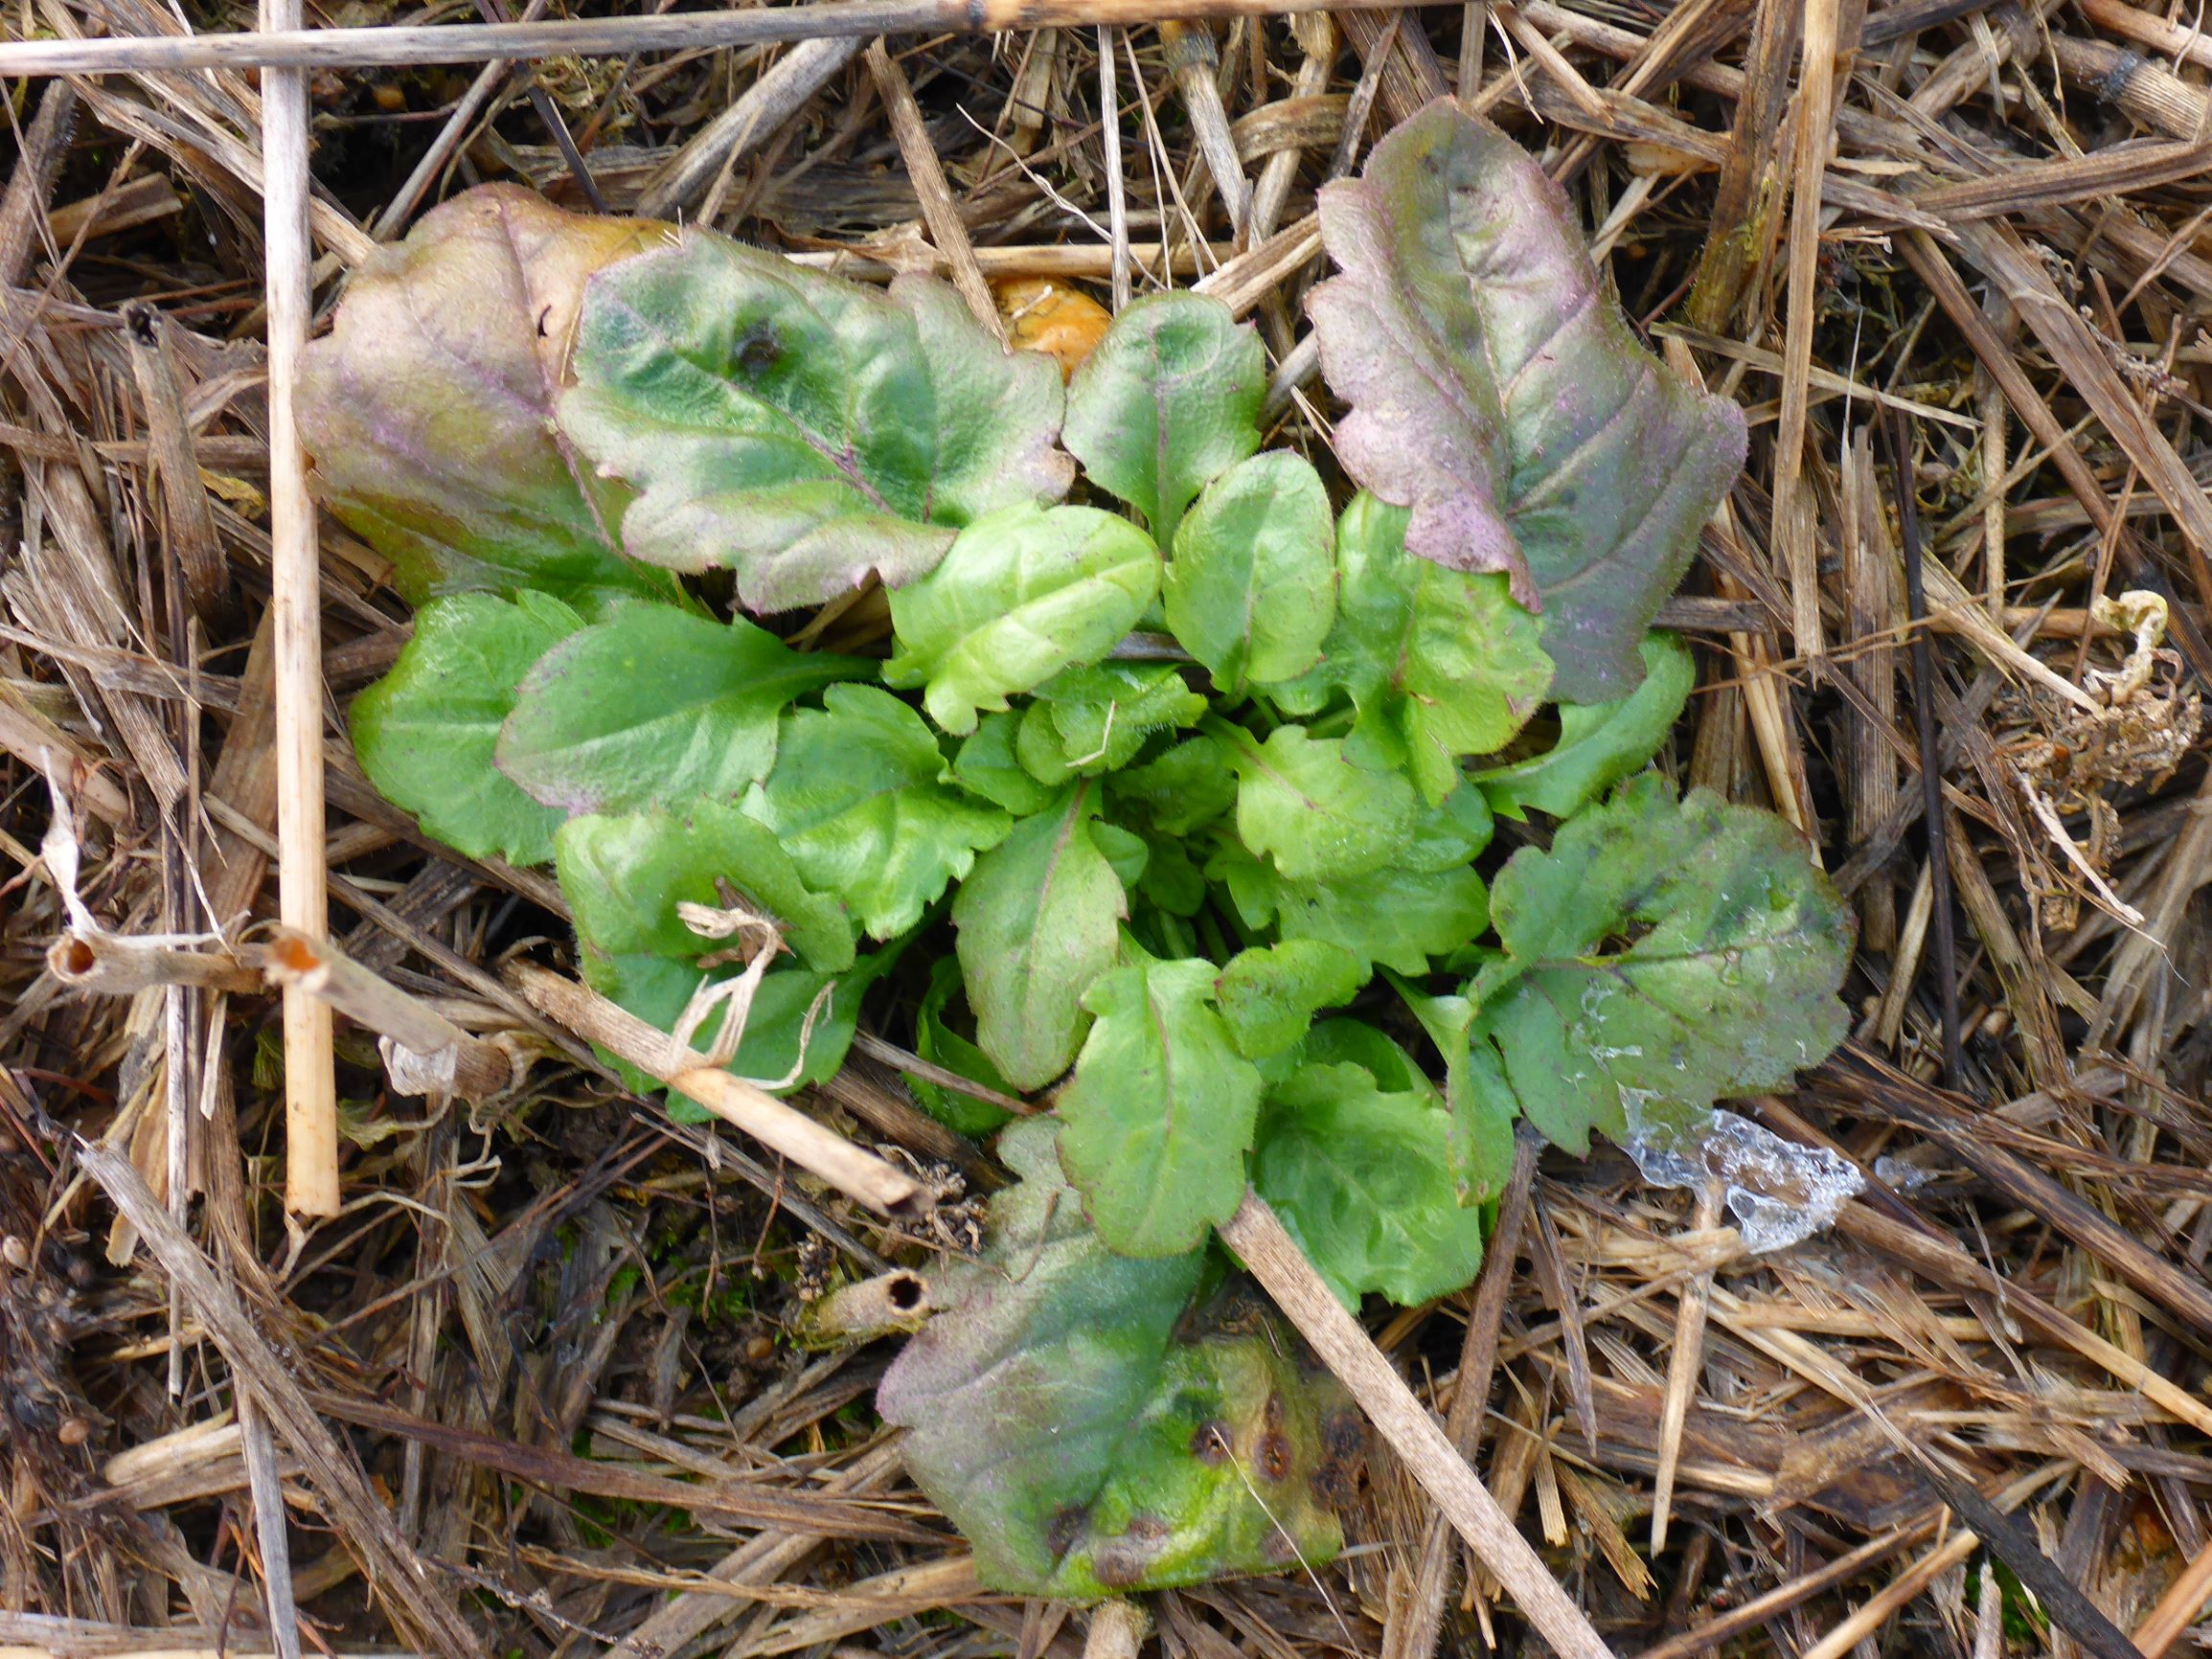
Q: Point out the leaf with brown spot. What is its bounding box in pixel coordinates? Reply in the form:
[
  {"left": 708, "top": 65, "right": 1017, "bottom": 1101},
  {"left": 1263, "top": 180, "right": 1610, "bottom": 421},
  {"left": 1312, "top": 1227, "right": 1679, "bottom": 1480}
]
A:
[
  {"left": 879, "top": 1120, "right": 1351, "bottom": 1596},
  {"left": 559, "top": 231, "right": 1074, "bottom": 612}
]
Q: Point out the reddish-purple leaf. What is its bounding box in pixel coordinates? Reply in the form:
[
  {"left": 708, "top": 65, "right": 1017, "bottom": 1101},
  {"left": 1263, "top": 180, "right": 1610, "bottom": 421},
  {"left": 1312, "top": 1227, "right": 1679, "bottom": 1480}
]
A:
[
  {"left": 1308, "top": 102, "right": 1745, "bottom": 699},
  {"left": 298, "top": 186, "right": 673, "bottom": 611}
]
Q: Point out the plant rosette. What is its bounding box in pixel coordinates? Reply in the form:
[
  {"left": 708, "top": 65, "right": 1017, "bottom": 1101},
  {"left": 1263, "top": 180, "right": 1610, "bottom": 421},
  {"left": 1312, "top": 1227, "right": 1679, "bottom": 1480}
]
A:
[{"left": 309, "top": 101, "right": 1853, "bottom": 1596}]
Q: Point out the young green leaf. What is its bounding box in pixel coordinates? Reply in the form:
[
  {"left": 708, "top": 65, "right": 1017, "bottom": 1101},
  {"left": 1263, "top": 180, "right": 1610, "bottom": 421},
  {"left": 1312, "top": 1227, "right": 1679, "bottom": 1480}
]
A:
[
  {"left": 559, "top": 229, "right": 1072, "bottom": 611},
  {"left": 1015, "top": 663, "right": 1205, "bottom": 783},
  {"left": 1107, "top": 734, "right": 1238, "bottom": 836},
  {"left": 351, "top": 591, "right": 581, "bottom": 865},
  {"left": 905, "top": 958, "right": 1019, "bottom": 1136},
  {"left": 1399, "top": 781, "right": 1496, "bottom": 872},
  {"left": 1221, "top": 851, "right": 1491, "bottom": 976},
  {"left": 1090, "top": 822, "right": 1151, "bottom": 889},
  {"left": 1060, "top": 292, "right": 1265, "bottom": 545},
  {"left": 1307, "top": 102, "right": 1746, "bottom": 700},
  {"left": 1474, "top": 632, "right": 1695, "bottom": 821},
  {"left": 1133, "top": 833, "right": 1208, "bottom": 918},
  {"left": 883, "top": 504, "right": 1163, "bottom": 735},
  {"left": 951, "top": 782, "right": 1127, "bottom": 1090},
  {"left": 1470, "top": 774, "right": 1852, "bottom": 1155},
  {"left": 746, "top": 684, "right": 1013, "bottom": 939},
  {"left": 1164, "top": 451, "right": 1336, "bottom": 692},
  {"left": 880, "top": 1120, "right": 1354, "bottom": 1595},
  {"left": 1215, "top": 720, "right": 1420, "bottom": 883},
  {"left": 496, "top": 605, "right": 858, "bottom": 814},
  {"left": 554, "top": 801, "right": 855, "bottom": 973},
  {"left": 950, "top": 711, "right": 1058, "bottom": 814},
  {"left": 1251, "top": 1062, "right": 1487, "bottom": 1308},
  {"left": 1391, "top": 979, "right": 1517, "bottom": 1205},
  {"left": 1057, "top": 958, "right": 1265, "bottom": 1257},
  {"left": 1276, "top": 493, "right": 1553, "bottom": 803},
  {"left": 1302, "top": 1018, "right": 1441, "bottom": 1103},
  {"left": 298, "top": 186, "right": 675, "bottom": 611},
  {"left": 1213, "top": 940, "right": 1366, "bottom": 1059}
]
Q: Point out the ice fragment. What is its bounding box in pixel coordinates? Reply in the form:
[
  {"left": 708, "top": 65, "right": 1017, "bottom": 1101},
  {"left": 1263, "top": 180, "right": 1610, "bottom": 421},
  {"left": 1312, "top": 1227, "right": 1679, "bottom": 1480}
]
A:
[{"left": 1620, "top": 1098, "right": 1862, "bottom": 1253}]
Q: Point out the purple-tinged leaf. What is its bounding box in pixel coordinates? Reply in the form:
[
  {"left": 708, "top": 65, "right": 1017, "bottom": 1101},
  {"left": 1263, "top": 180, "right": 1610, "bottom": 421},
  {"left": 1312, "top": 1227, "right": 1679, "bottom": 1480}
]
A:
[
  {"left": 1307, "top": 102, "right": 1745, "bottom": 699},
  {"left": 297, "top": 185, "right": 674, "bottom": 612}
]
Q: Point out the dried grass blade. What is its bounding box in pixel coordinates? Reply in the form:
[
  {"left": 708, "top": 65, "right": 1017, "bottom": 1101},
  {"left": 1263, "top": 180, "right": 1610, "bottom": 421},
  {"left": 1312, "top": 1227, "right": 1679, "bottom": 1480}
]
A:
[
  {"left": 0, "top": 0, "right": 1427, "bottom": 76},
  {"left": 77, "top": 1140, "right": 489, "bottom": 1657},
  {"left": 1221, "top": 1192, "right": 1614, "bottom": 1659},
  {"left": 1769, "top": 0, "right": 1845, "bottom": 662}
]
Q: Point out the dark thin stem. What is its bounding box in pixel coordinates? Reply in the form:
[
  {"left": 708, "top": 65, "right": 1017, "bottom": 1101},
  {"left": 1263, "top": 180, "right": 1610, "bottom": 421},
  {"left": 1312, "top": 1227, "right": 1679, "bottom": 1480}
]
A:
[
  {"left": 523, "top": 80, "right": 607, "bottom": 212},
  {"left": 469, "top": 0, "right": 606, "bottom": 212},
  {"left": 1885, "top": 407, "right": 1964, "bottom": 1093},
  {"left": 1906, "top": 1455, "right": 2142, "bottom": 1659}
]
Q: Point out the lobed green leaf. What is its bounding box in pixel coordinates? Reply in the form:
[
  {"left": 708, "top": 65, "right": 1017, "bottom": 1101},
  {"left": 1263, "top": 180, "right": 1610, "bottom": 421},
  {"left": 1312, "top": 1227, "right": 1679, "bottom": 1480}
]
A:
[
  {"left": 1218, "top": 847, "right": 1491, "bottom": 977},
  {"left": 745, "top": 684, "right": 1012, "bottom": 940},
  {"left": 496, "top": 605, "right": 859, "bottom": 814},
  {"left": 1301, "top": 1019, "right": 1441, "bottom": 1103},
  {"left": 952, "top": 782, "right": 1128, "bottom": 1091},
  {"left": 883, "top": 504, "right": 1163, "bottom": 736},
  {"left": 1107, "top": 734, "right": 1238, "bottom": 837},
  {"left": 1252, "top": 1061, "right": 1487, "bottom": 1308},
  {"left": 1057, "top": 958, "right": 1264, "bottom": 1257},
  {"left": 1213, "top": 940, "right": 1367, "bottom": 1060},
  {"left": 1468, "top": 774, "right": 1852, "bottom": 1155},
  {"left": 1015, "top": 663, "right": 1206, "bottom": 783},
  {"left": 903, "top": 958, "right": 1020, "bottom": 1136},
  {"left": 1391, "top": 980, "right": 1517, "bottom": 1205},
  {"left": 1060, "top": 292, "right": 1266, "bottom": 546},
  {"left": 1215, "top": 720, "right": 1420, "bottom": 884},
  {"left": 1275, "top": 493, "right": 1552, "bottom": 803},
  {"left": 1164, "top": 451, "right": 1336, "bottom": 693},
  {"left": 559, "top": 229, "right": 1072, "bottom": 611}
]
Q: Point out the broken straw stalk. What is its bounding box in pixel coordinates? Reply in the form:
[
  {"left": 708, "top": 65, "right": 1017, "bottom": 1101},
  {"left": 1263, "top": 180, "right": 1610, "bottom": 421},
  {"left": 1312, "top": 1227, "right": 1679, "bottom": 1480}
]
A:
[
  {"left": 253, "top": 933, "right": 932, "bottom": 1220},
  {"left": 261, "top": 926, "right": 513, "bottom": 1104},
  {"left": 257, "top": 0, "right": 337, "bottom": 1223},
  {"left": 46, "top": 932, "right": 265, "bottom": 997},
  {"left": 1221, "top": 1193, "right": 1615, "bottom": 1659},
  {"left": 0, "top": 0, "right": 1409, "bottom": 73},
  {"left": 507, "top": 963, "right": 932, "bottom": 1219}
]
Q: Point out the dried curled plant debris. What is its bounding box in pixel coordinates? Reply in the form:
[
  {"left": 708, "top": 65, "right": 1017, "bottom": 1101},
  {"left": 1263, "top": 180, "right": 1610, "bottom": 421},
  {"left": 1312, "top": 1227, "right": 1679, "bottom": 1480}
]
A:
[{"left": 1998, "top": 590, "right": 2201, "bottom": 927}]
